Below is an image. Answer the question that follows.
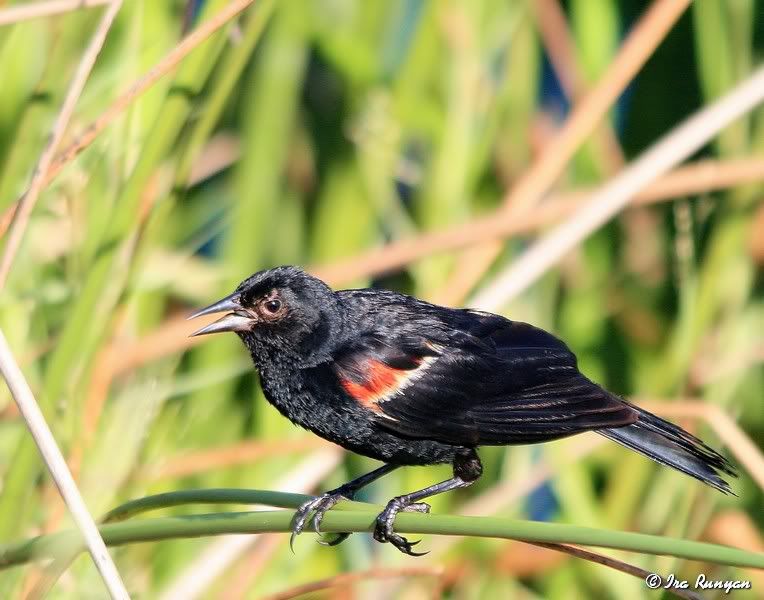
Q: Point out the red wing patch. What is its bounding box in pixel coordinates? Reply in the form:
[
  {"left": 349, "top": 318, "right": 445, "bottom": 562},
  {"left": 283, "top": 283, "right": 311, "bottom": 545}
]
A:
[
  {"left": 340, "top": 359, "right": 414, "bottom": 411},
  {"left": 339, "top": 356, "right": 436, "bottom": 414}
]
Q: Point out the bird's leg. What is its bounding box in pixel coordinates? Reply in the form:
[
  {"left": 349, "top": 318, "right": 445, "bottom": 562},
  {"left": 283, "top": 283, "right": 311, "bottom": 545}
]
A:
[
  {"left": 374, "top": 448, "right": 482, "bottom": 556},
  {"left": 291, "top": 463, "right": 399, "bottom": 549}
]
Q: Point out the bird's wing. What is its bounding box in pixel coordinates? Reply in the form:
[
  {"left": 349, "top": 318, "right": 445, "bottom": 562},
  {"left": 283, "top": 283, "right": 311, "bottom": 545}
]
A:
[{"left": 332, "top": 312, "right": 637, "bottom": 446}]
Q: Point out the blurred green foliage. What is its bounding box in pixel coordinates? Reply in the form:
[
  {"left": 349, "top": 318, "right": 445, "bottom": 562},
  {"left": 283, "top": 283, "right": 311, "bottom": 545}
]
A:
[{"left": 0, "top": 0, "right": 762, "bottom": 598}]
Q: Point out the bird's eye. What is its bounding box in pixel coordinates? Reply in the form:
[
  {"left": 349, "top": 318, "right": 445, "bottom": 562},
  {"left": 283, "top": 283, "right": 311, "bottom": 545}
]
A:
[{"left": 263, "top": 299, "right": 282, "bottom": 315}]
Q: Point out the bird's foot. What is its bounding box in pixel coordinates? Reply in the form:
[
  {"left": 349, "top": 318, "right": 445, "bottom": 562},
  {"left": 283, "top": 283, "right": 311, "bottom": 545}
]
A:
[
  {"left": 290, "top": 491, "right": 350, "bottom": 550},
  {"left": 315, "top": 499, "right": 428, "bottom": 548},
  {"left": 373, "top": 497, "right": 429, "bottom": 556}
]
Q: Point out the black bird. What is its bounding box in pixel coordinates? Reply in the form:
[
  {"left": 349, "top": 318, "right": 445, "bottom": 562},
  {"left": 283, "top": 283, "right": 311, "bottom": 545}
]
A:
[{"left": 189, "top": 266, "right": 735, "bottom": 555}]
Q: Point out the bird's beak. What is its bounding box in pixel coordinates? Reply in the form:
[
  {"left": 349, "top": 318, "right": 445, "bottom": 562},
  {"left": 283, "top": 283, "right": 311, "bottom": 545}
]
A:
[{"left": 187, "top": 292, "right": 254, "bottom": 337}]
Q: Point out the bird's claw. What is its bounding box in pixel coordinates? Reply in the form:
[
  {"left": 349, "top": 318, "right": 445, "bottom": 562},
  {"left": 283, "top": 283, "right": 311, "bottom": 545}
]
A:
[
  {"left": 290, "top": 492, "right": 350, "bottom": 551},
  {"left": 317, "top": 532, "right": 352, "bottom": 546},
  {"left": 373, "top": 498, "right": 429, "bottom": 556}
]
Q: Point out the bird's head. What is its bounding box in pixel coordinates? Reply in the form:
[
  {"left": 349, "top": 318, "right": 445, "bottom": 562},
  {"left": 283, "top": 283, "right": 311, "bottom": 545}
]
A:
[{"left": 189, "top": 266, "right": 343, "bottom": 366}]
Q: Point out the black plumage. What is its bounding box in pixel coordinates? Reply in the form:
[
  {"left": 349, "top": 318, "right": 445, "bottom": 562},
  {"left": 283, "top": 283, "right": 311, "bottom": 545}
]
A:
[{"left": 189, "top": 266, "right": 735, "bottom": 555}]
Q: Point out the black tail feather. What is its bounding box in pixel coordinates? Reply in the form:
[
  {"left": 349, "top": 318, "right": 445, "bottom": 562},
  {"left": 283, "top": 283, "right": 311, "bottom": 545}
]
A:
[{"left": 598, "top": 403, "right": 736, "bottom": 494}]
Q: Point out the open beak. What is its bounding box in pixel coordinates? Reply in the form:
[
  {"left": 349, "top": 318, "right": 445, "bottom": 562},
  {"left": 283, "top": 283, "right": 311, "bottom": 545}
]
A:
[{"left": 187, "top": 292, "right": 255, "bottom": 336}]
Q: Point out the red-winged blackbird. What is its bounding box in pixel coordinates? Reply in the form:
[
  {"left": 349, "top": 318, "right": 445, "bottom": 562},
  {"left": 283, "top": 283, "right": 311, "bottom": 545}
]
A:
[{"left": 189, "top": 266, "right": 735, "bottom": 555}]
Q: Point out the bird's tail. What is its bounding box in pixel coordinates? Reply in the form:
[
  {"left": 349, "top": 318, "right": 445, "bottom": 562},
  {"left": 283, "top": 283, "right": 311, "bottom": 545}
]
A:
[{"left": 598, "top": 403, "right": 736, "bottom": 494}]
